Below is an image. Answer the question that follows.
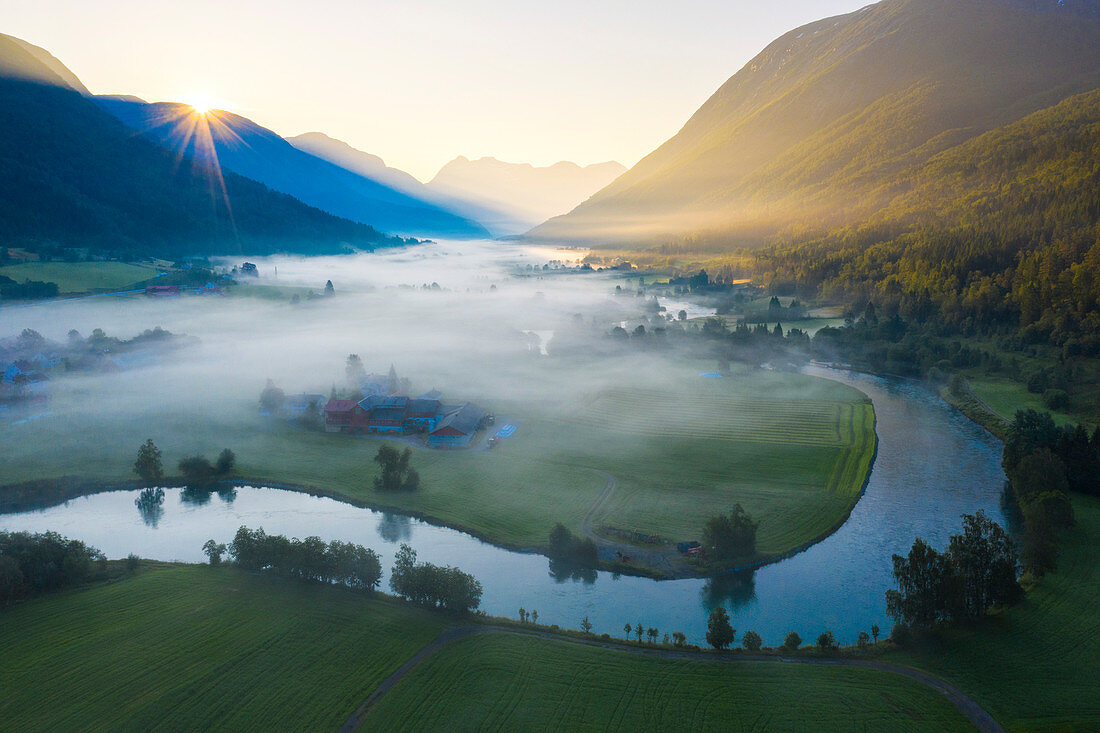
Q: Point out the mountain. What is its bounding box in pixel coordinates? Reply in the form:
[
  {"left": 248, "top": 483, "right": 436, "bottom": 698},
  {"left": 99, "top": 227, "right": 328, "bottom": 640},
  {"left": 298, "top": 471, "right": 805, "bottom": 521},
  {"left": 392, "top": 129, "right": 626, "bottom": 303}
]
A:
[
  {"left": 95, "top": 101, "right": 488, "bottom": 240},
  {"left": 529, "top": 0, "right": 1100, "bottom": 245},
  {"left": 427, "top": 156, "right": 627, "bottom": 236},
  {"left": 0, "top": 34, "right": 394, "bottom": 257}
]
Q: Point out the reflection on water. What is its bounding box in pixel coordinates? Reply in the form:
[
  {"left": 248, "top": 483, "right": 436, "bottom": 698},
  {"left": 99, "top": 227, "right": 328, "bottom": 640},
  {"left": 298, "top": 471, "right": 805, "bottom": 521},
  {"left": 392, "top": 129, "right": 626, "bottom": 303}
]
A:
[
  {"left": 134, "top": 487, "right": 165, "bottom": 528},
  {"left": 0, "top": 369, "right": 1006, "bottom": 646}
]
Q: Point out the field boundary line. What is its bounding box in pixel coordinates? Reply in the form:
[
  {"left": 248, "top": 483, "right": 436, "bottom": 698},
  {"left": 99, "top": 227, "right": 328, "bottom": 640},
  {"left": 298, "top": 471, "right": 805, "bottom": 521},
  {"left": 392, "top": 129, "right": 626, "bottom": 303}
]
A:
[{"left": 345, "top": 624, "right": 1004, "bottom": 733}]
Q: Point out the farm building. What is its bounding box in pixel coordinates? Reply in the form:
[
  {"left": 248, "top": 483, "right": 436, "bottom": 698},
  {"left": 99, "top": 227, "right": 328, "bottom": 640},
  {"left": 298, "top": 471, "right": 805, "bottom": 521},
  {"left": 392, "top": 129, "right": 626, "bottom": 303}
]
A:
[
  {"left": 428, "top": 403, "right": 488, "bottom": 448},
  {"left": 323, "top": 399, "right": 358, "bottom": 432}
]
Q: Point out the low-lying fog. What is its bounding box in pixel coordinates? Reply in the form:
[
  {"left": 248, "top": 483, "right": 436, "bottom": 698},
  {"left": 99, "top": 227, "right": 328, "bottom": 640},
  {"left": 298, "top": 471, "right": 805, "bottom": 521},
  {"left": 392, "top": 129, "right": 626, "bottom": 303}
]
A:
[{"left": 1, "top": 240, "right": 700, "bottom": 457}]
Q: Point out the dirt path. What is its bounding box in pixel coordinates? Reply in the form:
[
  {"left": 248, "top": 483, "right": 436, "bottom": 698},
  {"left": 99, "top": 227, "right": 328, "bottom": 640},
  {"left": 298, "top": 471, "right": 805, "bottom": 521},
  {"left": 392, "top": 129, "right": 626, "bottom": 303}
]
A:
[
  {"left": 342, "top": 624, "right": 1004, "bottom": 733},
  {"left": 580, "top": 469, "right": 680, "bottom": 575}
]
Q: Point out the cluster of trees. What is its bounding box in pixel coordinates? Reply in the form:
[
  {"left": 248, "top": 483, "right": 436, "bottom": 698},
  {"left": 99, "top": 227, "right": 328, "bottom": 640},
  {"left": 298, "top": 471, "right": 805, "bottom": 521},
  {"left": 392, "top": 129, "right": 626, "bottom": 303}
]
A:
[
  {"left": 136, "top": 439, "right": 235, "bottom": 488},
  {"left": 547, "top": 523, "right": 598, "bottom": 566},
  {"left": 702, "top": 504, "right": 758, "bottom": 561},
  {"left": 389, "top": 544, "right": 482, "bottom": 613},
  {"left": 886, "top": 512, "right": 1021, "bottom": 635},
  {"left": 225, "top": 526, "right": 382, "bottom": 590},
  {"left": 374, "top": 445, "right": 420, "bottom": 491},
  {"left": 0, "top": 277, "right": 59, "bottom": 301},
  {"left": 1002, "top": 410, "right": 1098, "bottom": 575},
  {"left": 0, "top": 531, "right": 106, "bottom": 606}
]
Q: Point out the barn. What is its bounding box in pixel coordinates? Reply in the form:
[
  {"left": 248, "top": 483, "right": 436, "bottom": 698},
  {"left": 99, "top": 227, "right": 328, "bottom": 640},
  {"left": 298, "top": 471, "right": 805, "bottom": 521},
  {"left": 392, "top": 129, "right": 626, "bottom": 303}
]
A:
[
  {"left": 324, "top": 399, "right": 359, "bottom": 433},
  {"left": 428, "top": 403, "right": 487, "bottom": 448}
]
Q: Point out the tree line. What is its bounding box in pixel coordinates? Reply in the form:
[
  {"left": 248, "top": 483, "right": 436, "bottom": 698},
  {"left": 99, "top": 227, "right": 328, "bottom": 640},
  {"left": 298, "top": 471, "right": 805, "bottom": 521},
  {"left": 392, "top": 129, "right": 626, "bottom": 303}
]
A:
[
  {"left": 223, "top": 526, "right": 383, "bottom": 590},
  {"left": 0, "top": 531, "right": 106, "bottom": 606}
]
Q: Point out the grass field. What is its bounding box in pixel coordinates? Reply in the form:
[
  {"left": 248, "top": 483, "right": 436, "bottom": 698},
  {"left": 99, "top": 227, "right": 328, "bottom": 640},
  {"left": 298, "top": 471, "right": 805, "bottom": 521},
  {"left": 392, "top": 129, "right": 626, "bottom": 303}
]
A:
[
  {"left": 363, "top": 633, "right": 972, "bottom": 732},
  {"left": 0, "top": 564, "right": 973, "bottom": 732},
  {"left": 883, "top": 494, "right": 1100, "bottom": 730},
  {"left": 967, "top": 376, "right": 1077, "bottom": 427},
  {"left": 0, "top": 362, "right": 875, "bottom": 562},
  {"left": 0, "top": 565, "right": 445, "bottom": 731},
  {"left": 0, "top": 262, "right": 161, "bottom": 293}
]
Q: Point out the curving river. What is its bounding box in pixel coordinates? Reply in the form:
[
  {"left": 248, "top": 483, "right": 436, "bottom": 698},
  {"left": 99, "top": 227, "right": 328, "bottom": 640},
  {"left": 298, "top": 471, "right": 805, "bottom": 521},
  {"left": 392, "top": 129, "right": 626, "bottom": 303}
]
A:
[{"left": 0, "top": 367, "right": 1006, "bottom": 646}]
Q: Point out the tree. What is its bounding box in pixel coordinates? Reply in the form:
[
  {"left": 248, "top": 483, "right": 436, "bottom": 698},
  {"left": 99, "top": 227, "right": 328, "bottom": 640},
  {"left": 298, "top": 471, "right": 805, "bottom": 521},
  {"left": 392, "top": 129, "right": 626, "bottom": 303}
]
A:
[
  {"left": 783, "top": 631, "right": 801, "bottom": 650},
  {"left": 672, "top": 631, "right": 687, "bottom": 647},
  {"left": 530, "top": 610, "right": 538, "bottom": 625},
  {"left": 624, "top": 623, "right": 632, "bottom": 639},
  {"left": 374, "top": 445, "right": 419, "bottom": 491},
  {"left": 215, "top": 448, "right": 236, "bottom": 476},
  {"left": 706, "top": 607, "right": 735, "bottom": 650},
  {"left": 947, "top": 511, "right": 1021, "bottom": 618},
  {"left": 202, "top": 539, "right": 226, "bottom": 565},
  {"left": 581, "top": 616, "right": 593, "bottom": 634},
  {"left": 178, "top": 456, "right": 216, "bottom": 487},
  {"left": 871, "top": 624, "right": 880, "bottom": 643},
  {"left": 133, "top": 439, "right": 163, "bottom": 483},
  {"left": 857, "top": 631, "right": 870, "bottom": 648},
  {"left": 635, "top": 622, "right": 644, "bottom": 643},
  {"left": 703, "top": 504, "right": 758, "bottom": 560},
  {"left": 346, "top": 354, "right": 365, "bottom": 386},
  {"left": 647, "top": 627, "right": 659, "bottom": 644},
  {"left": 885, "top": 538, "right": 950, "bottom": 630},
  {"left": 519, "top": 608, "right": 528, "bottom": 623},
  {"left": 816, "top": 630, "right": 837, "bottom": 652},
  {"left": 324, "top": 280, "right": 335, "bottom": 296},
  {"left": 259, "top": 379, "right": 285, "bottom": 413},
  {"left": 742, "top": 630, "right": 762, "bottom": 651},
  {"left": 678, "top": 309, "right": 687, "bottom": 321}
]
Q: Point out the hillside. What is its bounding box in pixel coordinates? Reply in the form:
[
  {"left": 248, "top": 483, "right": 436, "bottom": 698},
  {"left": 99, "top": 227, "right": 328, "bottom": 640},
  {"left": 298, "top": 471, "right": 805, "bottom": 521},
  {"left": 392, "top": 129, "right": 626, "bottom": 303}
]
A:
[
  {"left": 428, "top": 156, "right": 626, "bottom": 236},
  {"left": 95, "top": 100, "right": 488, "bottom": 240},
  {"left": 0, "top": 34, "right": 397, "bottom": 257},
  {"left": 529, "top": 0, "right": 1100, "bottom": 245}
]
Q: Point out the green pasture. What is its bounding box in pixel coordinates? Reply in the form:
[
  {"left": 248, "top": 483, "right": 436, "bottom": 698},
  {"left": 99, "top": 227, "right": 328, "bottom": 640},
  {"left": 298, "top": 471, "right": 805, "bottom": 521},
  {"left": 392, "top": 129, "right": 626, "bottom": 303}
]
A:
[
  {"left": 0, "top": 565, "right": 444, "bottom": 731},
  {"left": 0, "top": 262, "right": 160, "bottom": 293},
  {"left": 364, "top": 633, "right": 972, "bottom": 732},
  {"left": 0, "top": 364, "right": 875, "bottom": 560},
  {"left": 884, "top": 495, "right": 1100, "bottom": 730},
  {"left": 966, "top": 376, "right": 1077, "bottom": 427}
]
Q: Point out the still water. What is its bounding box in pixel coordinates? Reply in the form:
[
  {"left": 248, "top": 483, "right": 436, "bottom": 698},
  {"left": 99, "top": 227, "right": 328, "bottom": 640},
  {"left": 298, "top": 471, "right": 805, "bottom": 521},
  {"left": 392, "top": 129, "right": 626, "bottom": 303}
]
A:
[{"left": 0, "top": 368, "right": 1005, "bottom": 646}]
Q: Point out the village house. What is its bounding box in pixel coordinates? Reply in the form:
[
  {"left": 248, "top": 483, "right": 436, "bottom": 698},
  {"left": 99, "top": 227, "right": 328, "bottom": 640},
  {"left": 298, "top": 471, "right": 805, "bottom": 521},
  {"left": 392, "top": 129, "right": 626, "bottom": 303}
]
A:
[
  {"left": 323, "top": 391, "right": 487, "bottom": 446},
  {"left": 428, "top": 403, "right": 488, "bottom": 448}
]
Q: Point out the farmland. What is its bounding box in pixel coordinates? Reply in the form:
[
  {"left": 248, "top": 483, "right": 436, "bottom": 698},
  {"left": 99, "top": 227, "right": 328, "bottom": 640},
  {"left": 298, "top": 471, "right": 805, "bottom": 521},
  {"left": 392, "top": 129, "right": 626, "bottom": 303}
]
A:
[
  {"left": 362, "top": 633, "right": 972, "bottom": 732},
  {"left": 0, "top": 361, "right": 875, "bottom": 567},
  {"left": 0, "top": 262, "right": 161, "bottom": 294},
  {"left": 0, "top": 565, "right": 445, "bottom": 731},
  {"left": 0, "top": 564, "right": 975, "bottom": 732},
  {"left": 881, "top": 494, "right": 1100, "bottom": 730}
]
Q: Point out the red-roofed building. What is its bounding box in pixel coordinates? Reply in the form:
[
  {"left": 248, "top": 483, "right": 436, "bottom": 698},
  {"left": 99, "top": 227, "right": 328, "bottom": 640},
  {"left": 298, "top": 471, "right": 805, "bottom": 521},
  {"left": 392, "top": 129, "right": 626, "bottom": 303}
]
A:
[{"left": 324, "top": 399, "right": 359, "bottom": 433}]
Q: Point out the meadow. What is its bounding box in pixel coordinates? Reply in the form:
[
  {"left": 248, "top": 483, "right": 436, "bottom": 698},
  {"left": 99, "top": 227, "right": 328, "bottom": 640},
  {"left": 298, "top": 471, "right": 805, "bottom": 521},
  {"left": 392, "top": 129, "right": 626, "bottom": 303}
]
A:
[
  {"left": 362, "top": 633, "right": 971, "bottom": 732},
  {"left": 882, "top": 494, "right": 1100, "bottom": 730},
  {"left": 0, "top": 565, "right": 445, "bottom": 731},
  {"left": 0, "top": 564, "right": 972, "bottom": 732},
  {"left": 0, "top": 262, "right": 160, "bottom": 293},
  {"left": 0, "top": 361, "right": 875, "bottom": 565}
]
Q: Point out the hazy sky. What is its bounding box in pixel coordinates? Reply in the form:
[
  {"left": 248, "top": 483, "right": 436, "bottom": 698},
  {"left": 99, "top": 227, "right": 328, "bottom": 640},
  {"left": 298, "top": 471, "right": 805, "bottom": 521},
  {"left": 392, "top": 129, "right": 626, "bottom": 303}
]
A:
[{"left": 3, "top": 0, "right": 870, "bottom": 180}]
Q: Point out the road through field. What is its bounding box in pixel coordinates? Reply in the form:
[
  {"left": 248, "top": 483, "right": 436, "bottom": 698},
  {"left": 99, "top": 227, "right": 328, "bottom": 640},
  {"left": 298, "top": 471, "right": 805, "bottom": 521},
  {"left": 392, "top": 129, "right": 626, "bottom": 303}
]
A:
[{"left": 343, "top": 624, "right": 1004, "bottom": 733}]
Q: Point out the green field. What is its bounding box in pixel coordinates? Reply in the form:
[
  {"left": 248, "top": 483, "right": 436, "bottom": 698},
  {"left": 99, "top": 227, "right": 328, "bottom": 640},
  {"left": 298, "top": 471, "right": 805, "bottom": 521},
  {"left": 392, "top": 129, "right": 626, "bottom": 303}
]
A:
[
  {"left": 0, "top": 565, "right": 445, "bottom": 731},
  {"left": 0, "top": 262, "right": 161, "bottom": 293},
  {"left": 0, "top": 363, "right": 875, "bottom": 565},
  {"left": 364, "top": 633, "right": 971, "bottom": 732},
  {"left": 0, "top": 564, "right": 973, "bottom": 732},
  {"left": 967, "top": 376, "right": 1077, "bottom": 427},
  {"left": 884, "top": 494, "right": 1100, "bottom": 730}
]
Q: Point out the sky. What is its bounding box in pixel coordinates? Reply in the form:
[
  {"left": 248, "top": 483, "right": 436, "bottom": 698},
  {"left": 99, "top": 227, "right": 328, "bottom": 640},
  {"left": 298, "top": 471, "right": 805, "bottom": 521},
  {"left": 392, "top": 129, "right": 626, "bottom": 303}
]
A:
[{"left": 2, "top": 0, "right": 871, "bottom": 181}]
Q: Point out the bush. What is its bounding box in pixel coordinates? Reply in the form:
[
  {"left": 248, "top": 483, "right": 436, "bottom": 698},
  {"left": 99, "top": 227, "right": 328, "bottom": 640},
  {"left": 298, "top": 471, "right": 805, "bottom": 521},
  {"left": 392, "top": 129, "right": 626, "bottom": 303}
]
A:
[
  {"left": 816, "top": 630, "right": 837, "bottom": 651},
  {"left": 783, "top": 631, "right": 801, "bottom": 650},
  {"left": 389, "top": 544, "right": 482, "bottom": 613},
  {"left": 0, "top": 531, "right": 106, "bottom": 605},
  {"left": 1042, "top": 389, "right": 1069, "bottom": 410},
  {"left": 742, "top": 630, "right": 762, "bottom": 651},
  {"left": 890, "top": 623, "right": 913, "bottom": 647},
  {"left": 125, "top": 554, "right": 141, "bottom": 571}
]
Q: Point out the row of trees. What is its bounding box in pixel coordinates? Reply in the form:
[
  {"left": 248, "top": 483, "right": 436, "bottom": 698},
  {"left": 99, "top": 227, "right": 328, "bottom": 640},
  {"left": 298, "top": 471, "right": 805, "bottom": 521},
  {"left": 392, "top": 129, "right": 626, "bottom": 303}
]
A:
[
  {"left": 389, "top": 544, "right": 482, "bottom": 613},
  {"left": 886, "top": 512, "right": 1021, "bottom": 632},
  {"left": 0, "top": 531, "right": 106, "bottom": 606},
  {"left": 225, "top": 526, "right": 382, "bottom": 590},
  {"left": 134, "top": 438, "right": 236, "bottom": 486}
]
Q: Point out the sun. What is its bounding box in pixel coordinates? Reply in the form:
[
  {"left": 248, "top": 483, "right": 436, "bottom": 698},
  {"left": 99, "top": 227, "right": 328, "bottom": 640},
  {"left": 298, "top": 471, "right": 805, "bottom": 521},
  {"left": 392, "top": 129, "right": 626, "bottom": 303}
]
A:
[{"left": 183, "top": 94, "right": 220, "bottom": 116}]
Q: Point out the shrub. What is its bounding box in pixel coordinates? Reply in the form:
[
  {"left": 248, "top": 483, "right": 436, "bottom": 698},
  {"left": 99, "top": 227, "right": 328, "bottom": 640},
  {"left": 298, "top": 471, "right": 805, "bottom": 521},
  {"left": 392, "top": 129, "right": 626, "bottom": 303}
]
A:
[
  {"left": 742, "top": 630, "right": 762, "bottom": 651},
  {"left": 783, "top": 631, "right": 801, "bottom": 650}
]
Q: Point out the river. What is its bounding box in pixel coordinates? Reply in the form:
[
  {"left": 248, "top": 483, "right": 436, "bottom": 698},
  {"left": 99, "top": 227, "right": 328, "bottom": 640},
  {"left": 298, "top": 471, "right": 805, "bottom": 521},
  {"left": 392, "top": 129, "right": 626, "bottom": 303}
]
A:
[{"left": 0, "top": 367, "right": 1006, "bottom": 646}]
